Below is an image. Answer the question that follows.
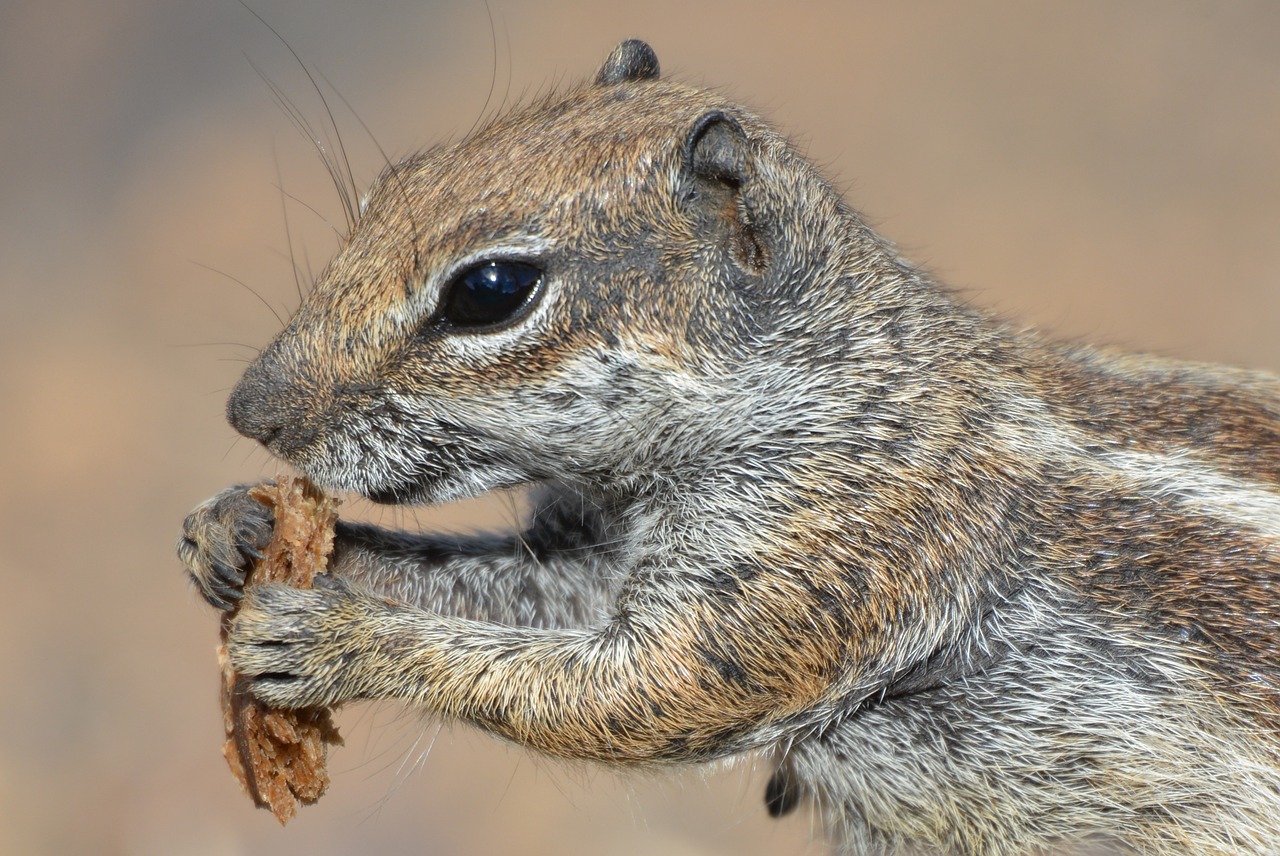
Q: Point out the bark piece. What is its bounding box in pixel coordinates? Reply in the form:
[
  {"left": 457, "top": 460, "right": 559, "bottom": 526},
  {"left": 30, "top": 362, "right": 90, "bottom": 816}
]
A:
[{"left": 218, "top": 476, "right": 343, "bottom": 825}]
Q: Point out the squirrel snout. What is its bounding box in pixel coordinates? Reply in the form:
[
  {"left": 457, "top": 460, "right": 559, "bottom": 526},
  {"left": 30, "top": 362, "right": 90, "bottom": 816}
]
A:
[
  {"left": 226, "top": 346, "right": 316, "bottom": 456},
  {"left": 226, "top": 383, "right": 282, "bottom": 447}
]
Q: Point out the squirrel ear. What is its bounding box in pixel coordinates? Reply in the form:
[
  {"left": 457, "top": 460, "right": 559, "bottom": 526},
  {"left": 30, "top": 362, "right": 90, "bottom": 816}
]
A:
[
  {"left": 681, "top": 111, "right": 767, "bottom": 272},
  {"left": 682, "top": 111, "right": 749, "bottom": 187},
  {"left": 596, "top": 40, "right": 660, "bottom": 85}
]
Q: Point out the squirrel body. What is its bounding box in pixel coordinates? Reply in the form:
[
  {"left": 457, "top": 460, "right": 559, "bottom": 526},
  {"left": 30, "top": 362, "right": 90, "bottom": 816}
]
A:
[{"left": 180, "top": 41, "right": 1280, "bottom": 854}]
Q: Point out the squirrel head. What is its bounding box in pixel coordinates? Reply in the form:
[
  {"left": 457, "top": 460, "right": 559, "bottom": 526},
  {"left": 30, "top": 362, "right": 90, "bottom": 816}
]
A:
[{"left": 226, "top": 40, "right": 872, "bottom": 504}]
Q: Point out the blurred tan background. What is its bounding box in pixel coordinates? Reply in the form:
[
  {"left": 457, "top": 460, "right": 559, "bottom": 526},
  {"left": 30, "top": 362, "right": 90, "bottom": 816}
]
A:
[{"left": 2, "top": 1, "right": 1278, "bottom": 854}]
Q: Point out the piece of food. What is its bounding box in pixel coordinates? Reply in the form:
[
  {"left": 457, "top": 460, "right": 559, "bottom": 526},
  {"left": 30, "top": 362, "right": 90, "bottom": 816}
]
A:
[{"left": 218, "top": 476, "right": 343, "bottom": 825}]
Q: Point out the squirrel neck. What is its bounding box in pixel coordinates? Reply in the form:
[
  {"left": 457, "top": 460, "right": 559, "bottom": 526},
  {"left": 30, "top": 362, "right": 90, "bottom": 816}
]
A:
[{"left": 585, "top": 231, "right": 1047, "bottom": 580}]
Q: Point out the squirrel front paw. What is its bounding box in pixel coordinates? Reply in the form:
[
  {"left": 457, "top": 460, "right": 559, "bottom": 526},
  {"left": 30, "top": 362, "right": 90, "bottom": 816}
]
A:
[
  {"left": 178, "top": 484, "right": 275, "bottom": 610},
  {"left": 228, "top": 579, "right": 386, "bottom": 709}
]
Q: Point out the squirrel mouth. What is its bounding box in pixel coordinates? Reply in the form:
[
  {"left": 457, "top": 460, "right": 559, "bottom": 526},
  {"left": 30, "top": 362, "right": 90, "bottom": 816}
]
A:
[
  {"left": 364, "top": 482, "right": 422, "bottom": 505},
  {"left": 357, "top": 453, "right": 525, "bottom": 507},
  {"left": 359, "top": 467, "right": 441, "bottom": 505}
]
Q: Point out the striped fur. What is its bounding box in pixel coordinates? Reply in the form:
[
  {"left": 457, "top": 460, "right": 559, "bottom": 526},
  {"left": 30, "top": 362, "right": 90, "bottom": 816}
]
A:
[{"left": 180, "top": 41, "right": 1280, "bottom": 854}]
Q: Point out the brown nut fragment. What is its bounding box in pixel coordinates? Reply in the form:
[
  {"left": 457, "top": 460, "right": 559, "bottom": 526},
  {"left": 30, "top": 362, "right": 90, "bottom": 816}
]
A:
[{"left": 218, "top": 475, "right": 343, "bottom": 825}]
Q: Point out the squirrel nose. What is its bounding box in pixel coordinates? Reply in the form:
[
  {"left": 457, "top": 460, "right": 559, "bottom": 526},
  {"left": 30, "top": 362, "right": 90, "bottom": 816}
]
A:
[{"left": 226, "top": 343, "right": 314, "bottom": 454}]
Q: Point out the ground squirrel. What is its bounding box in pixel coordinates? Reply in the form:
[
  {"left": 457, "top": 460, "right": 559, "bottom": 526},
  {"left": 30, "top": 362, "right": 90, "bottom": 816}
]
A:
[{"left": 179, "top": 40, "right": 1280, "bottom": 854}]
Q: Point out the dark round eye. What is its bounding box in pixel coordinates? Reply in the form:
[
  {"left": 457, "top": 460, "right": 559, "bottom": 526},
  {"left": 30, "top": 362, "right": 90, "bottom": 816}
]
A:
[{"left": 439, "top": 261, "right": 543, "bottom": 330}]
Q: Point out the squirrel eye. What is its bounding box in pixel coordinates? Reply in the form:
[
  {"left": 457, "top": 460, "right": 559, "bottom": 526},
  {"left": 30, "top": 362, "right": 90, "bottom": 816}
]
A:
[{"left": 439, "top": 261, "right": 543, "bottom": 330}]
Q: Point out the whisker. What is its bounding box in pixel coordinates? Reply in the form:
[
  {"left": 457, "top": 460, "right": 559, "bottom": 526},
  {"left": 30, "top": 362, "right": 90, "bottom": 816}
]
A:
[
  {"left": 169, "top": 341, "right": 260, "bottom": 352},
  {"left": 239, "top": 1, "right": 360, "bottom": 229},
  {"left": 247, "top": 54, "right": 356, "bottom": 232},
  {"left": 498, "top": 8, "right": 514, "bottom": 117},
  {"left": 318, "top": 71, "right": 425, "bottom": 277},
  {"left": 467, "top": 0, "right": 500, "bottom": 140},
  {"left": 188, "top": 259, "right": 285, "bottom": 327},
  {"left": 269, "top": 181, "right": 342, "bottom": 238},
  {"left": 271, "top": 141, "right": 306, "bottom": 307}
]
